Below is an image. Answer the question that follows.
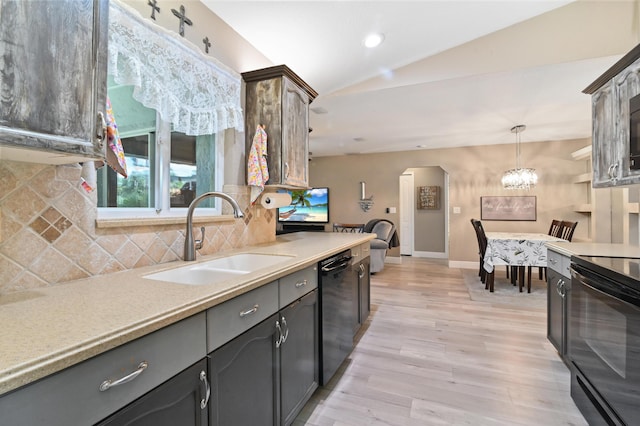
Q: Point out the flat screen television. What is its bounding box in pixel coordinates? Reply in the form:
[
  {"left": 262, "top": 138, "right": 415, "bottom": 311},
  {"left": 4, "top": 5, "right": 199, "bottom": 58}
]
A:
[{"left": 277, "top": 187, "right": 329, "bottom": 224}]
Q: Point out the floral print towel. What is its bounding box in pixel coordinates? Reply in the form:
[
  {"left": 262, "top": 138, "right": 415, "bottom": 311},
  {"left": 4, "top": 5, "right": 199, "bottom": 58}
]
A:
[
  {"left": 247, "top": 125, "right": 269, "bottom": 204},
  {"left": 105, "top": 96, "right": 128, "bottom": 178}
]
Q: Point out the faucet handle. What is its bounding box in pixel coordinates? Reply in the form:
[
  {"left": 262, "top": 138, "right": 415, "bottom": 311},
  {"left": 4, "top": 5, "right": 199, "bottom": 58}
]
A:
[{"left": 195, "top": 226, "right": 205, "bottom": 251}]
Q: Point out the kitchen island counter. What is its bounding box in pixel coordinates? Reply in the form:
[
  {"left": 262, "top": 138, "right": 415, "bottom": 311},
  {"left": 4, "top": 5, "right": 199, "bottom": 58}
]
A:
[{"left": 545, "top": 241, "right": 640, "bottom": 258}]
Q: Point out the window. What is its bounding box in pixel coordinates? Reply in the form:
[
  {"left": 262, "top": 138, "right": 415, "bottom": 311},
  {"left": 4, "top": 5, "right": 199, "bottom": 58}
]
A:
[
  {"left": 103, "top": 1, "right": 244, "bottom": 221},
  {"left": 97, "top": 79, "right": 222, "bottom": 216}
]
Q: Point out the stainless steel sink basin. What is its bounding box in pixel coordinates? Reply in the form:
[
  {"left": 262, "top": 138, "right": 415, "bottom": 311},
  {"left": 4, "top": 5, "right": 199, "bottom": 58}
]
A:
[{"left": 143, "top": 253, "right": 294, "bottom": 286}]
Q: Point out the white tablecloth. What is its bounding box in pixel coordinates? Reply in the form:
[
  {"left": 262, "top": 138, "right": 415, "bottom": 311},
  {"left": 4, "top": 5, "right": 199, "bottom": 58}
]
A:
[{"left": 483, "top": 232, "right": 565, "bottom": 273}]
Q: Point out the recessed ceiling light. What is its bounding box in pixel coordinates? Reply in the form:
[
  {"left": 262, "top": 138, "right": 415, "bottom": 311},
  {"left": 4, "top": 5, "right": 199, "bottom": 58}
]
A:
[{"left": 364, "top": 33, "right": 384, "bottom": 48}]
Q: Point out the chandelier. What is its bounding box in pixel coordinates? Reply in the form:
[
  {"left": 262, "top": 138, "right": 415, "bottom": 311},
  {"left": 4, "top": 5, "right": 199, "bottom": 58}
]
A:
[{"left": 502, "top": 124, "right": 537, "bottom": 190}]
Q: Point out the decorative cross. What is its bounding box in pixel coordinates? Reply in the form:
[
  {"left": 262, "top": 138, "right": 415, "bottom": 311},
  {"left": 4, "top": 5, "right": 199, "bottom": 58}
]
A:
[
  {"left": 171, "top": 5, "right": 192, "bottom": 37},
  {"left": 203, "top": 36, "right": 211, "bottom": 54},
  {"left": 147, "top": 0, "right": 160, "bottom": 20}
]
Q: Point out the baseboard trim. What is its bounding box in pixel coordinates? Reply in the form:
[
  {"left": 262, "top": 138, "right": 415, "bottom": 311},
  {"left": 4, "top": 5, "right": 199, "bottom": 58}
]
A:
[
  {"left": 412, "top": 251, "right": 447, "bottom": 259},
  {"left": 449, "top": 260, "right": 478, "bottom": 270}
]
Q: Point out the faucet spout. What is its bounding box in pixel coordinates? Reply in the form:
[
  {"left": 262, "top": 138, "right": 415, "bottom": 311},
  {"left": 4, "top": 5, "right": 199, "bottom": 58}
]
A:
[{"left": 184, "top": 192, "right": 244, "bottom": 261}]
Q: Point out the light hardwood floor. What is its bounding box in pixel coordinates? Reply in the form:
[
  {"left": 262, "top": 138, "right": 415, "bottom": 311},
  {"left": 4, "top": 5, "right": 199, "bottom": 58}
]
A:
[{"left": 294, "top": 257, "right": 587, "bottom": 426}]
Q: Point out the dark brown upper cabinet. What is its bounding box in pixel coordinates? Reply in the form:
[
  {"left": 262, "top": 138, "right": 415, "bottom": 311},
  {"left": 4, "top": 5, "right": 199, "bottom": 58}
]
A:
[{"left": 243, "top": 65, "right": 318, "bottom": 188}]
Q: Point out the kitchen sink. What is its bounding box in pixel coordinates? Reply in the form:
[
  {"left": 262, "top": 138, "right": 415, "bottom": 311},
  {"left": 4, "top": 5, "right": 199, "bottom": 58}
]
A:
[{"left": 143, "top": 253, "right": 294, "bottom": 286}]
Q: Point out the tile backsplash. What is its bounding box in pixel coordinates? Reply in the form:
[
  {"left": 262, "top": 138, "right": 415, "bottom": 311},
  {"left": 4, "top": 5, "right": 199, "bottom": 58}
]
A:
[{"left": 0, "top": 160, "right": 275, "bottom": 294}]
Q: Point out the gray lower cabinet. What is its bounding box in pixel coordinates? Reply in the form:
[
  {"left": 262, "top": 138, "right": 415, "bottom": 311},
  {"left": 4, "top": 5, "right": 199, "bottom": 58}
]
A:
[
  {"left": 280, "top": 290, "right": 319, "bottom": 426},
  {"left": 208, "top": 289, "right": 319, "bottom": 426},
  {"left": 0, "top": 313, "right": 207, "bottom": 426},
  {"left": 546, "top": 249, "right": 571, "bottom": 364},
  {"left": 0, "top": 0, "right": 108, "bottom": 163},
  {"left": 208, "top": 313, "right": 280, "bottom": 426},
  {"left": 352, "top": 251, "right": 371, "bottom": 337},
  {"left": 97, "top": 358, "right": 209, "bottom": 426},
  {"left": 358, "top": 257, "right": 371, "bottom": 327}
]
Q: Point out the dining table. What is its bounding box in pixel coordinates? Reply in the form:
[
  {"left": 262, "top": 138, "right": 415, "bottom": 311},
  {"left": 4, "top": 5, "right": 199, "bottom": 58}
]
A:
[{"left": 483, "top": 232, "right": 565, "bottom": 292}]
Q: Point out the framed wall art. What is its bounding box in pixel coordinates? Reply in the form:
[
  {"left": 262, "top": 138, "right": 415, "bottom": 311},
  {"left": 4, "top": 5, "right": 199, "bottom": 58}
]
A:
[
  {"left": 480, "top": 196, "right": 536, "bottom": 221},
  {"left": 418, "top": 186, "right": 440, "bottom": 210}
]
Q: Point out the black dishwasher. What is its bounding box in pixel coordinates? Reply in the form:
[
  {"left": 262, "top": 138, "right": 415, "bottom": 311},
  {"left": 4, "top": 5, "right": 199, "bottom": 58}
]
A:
[{"left": 319, "top": 249, "right": 354, "bottom": 385}]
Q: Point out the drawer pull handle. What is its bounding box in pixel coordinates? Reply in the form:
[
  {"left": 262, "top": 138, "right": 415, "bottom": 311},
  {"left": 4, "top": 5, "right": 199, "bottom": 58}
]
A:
[
  {"left": 295, "top": 280, "right": 307, "bottom": 288},
  {"left": 99, "top": 361, "right": 148, "bottom": 392},
  {"left": 240, "top": 304, "right": 259, "bottom": 317},
  {"left": 199, "top": 370, "right": 211, "bottom": 409}
]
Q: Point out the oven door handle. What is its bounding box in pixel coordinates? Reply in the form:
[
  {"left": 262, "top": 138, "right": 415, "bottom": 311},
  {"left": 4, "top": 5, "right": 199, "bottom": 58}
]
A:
[
  {"left": 571, "top": 266, "right": 640, "bottom": 309},
  {"left": 321, "top": 260, "right": 350, "bottom": 273}
]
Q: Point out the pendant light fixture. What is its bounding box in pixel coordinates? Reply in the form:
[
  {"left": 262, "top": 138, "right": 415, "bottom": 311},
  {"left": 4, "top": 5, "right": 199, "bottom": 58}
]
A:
[{"left": 501, "top": 124, "right": 538, "bottom": 190}]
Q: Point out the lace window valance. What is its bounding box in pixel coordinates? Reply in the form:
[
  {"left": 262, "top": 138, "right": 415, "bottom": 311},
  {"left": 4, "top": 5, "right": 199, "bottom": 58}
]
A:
[{"left": 108, "top": 0, "right": 244, "bottom": 136}]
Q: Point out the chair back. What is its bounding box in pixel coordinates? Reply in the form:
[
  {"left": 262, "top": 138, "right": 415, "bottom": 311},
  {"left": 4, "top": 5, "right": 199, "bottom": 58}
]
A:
[
  {"left": 548, "top": 219, "right": 563, "bottom": 237},
  {"left": 371, "top": 221, "right": 395, "bottom": 243},
  {"left": 470, "top": 219, "right": 487, "bottom": 256},
  {"left": 559, "top": 221, "right": 578, "bottom": 241},
  {"left": 333, "top": 223, "right": 364, "bottom": 233}
]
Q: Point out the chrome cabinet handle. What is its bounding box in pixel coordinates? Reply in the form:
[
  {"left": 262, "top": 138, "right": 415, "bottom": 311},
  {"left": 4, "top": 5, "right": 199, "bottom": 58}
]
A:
[
  {"left": 295, "top": 279, "right": 307, "bottom": 288},
  {"left": 555, "top": 279, "right": 563, "bottom": 297},
  {"left": 358, "top": 263, "right": 365, "bottom": 278},
  {"left": 281, "top": 316, "right": 289, "bottom": 344},
  {"left": 239, "top": 304, "right": 259, "bottom": 317},
  {"left": 608, "top": 162, "right": 619, "bottom": 180},
  {"left": 284, "top": 162, "right": 290, "bottom": 179},
  {"left": 96, "top": 111, "right": 107, "bottom": 147},
  {"left": 556, "top": 279, "right": 566, "bottom": 298},
  {"left": 99, "top": 361, "right": 148, "bottom": 392},
  {"left": 199, "top": 370, "right": 211, "bottom": 409},
  {"left": 275, "top": 320, "right": 283, "bottom": 348}
]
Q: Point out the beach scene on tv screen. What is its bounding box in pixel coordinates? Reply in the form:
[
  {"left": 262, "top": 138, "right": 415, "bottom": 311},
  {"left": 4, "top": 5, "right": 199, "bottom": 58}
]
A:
[{"left": 279, "top": 188, "right": 328, "bottom": 223}]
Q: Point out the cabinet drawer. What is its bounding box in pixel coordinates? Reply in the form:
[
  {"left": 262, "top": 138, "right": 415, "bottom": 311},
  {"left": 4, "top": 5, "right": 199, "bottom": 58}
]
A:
[
  {"left": 207, "top": 280, "right": 278, "bottom": 352},
  {"left": 350, "top": 243, "right": 370, "bottom": 264},
  {"left": 359, "top": 242, "right": 371, "bottom": 259},
  {"left": 351, "top": 244, "right": 362, "bottom": 260},
  {"left": 279, "top": 265, "right": 318, "bottom": 308},
  {"left": 547, "top": 249, "right": 570, "bottom": 277},
  {"left": 0, "top": 313, "right": 207, "bottom": 426}
]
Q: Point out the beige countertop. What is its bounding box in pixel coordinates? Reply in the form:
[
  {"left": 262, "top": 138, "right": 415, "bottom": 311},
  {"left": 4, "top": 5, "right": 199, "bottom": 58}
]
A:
[
  {"left": 0, "top": 232, "right": 374, "bottom": 396},
  {"left": 546, "top": 241, "right": 640, "bottom": 258}
]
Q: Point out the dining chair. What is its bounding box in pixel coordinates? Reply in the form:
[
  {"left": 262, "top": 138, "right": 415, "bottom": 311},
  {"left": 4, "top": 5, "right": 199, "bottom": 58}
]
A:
[
  {"left": 548, "top": 219, "right": 563, "bottom": 237},
  {"left": 471, "top": 219, "right": 505, "bottom": 291},
  {"left": 531, "top": 219, "right": 564, "bottom": 281},
  {"left": 470, "top": 219, "right": 486, "bottom": 283},
  {"left": 530, "top": 219, "right": 578, "bottom": 284},
  {"left": 559, "top": 221, "right": 578, "bottom": 241},
  {"left": 333, "top": 223, "right": 365, "bottom": 233}
]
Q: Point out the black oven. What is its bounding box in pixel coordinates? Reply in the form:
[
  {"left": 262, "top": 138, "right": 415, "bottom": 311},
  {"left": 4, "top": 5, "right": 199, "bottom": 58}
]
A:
[{"left": 570, "top": 256, "right": 640, "bottom": 425}]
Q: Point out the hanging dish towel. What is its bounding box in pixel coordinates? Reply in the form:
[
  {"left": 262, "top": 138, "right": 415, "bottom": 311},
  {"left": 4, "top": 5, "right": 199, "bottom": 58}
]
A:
[
  {"left": 247, "top": 125, "right": 269, "bottom": 204},
  {"left": 104, "top": 96, "right": 128, "bottom": 178}
]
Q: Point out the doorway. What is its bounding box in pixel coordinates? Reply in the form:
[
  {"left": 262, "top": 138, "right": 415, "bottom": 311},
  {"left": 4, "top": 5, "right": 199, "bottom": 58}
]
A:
[
  {"left": 399, "top": 167, "right": 448, "bottom": 259},
  {"left": 399, "top": 172, "right": 414, "bottom": 255}
]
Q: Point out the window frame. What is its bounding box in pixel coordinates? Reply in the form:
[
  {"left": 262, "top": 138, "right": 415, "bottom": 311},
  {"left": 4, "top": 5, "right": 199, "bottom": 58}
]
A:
[{"left": 97, "top": 112, "right": 225, "bottom": 222}]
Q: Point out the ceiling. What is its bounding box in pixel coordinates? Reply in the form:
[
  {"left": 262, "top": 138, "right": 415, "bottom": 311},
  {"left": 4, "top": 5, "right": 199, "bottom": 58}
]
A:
[{"left": 203, "top": 1, "right": 639, "bottom": 157}]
